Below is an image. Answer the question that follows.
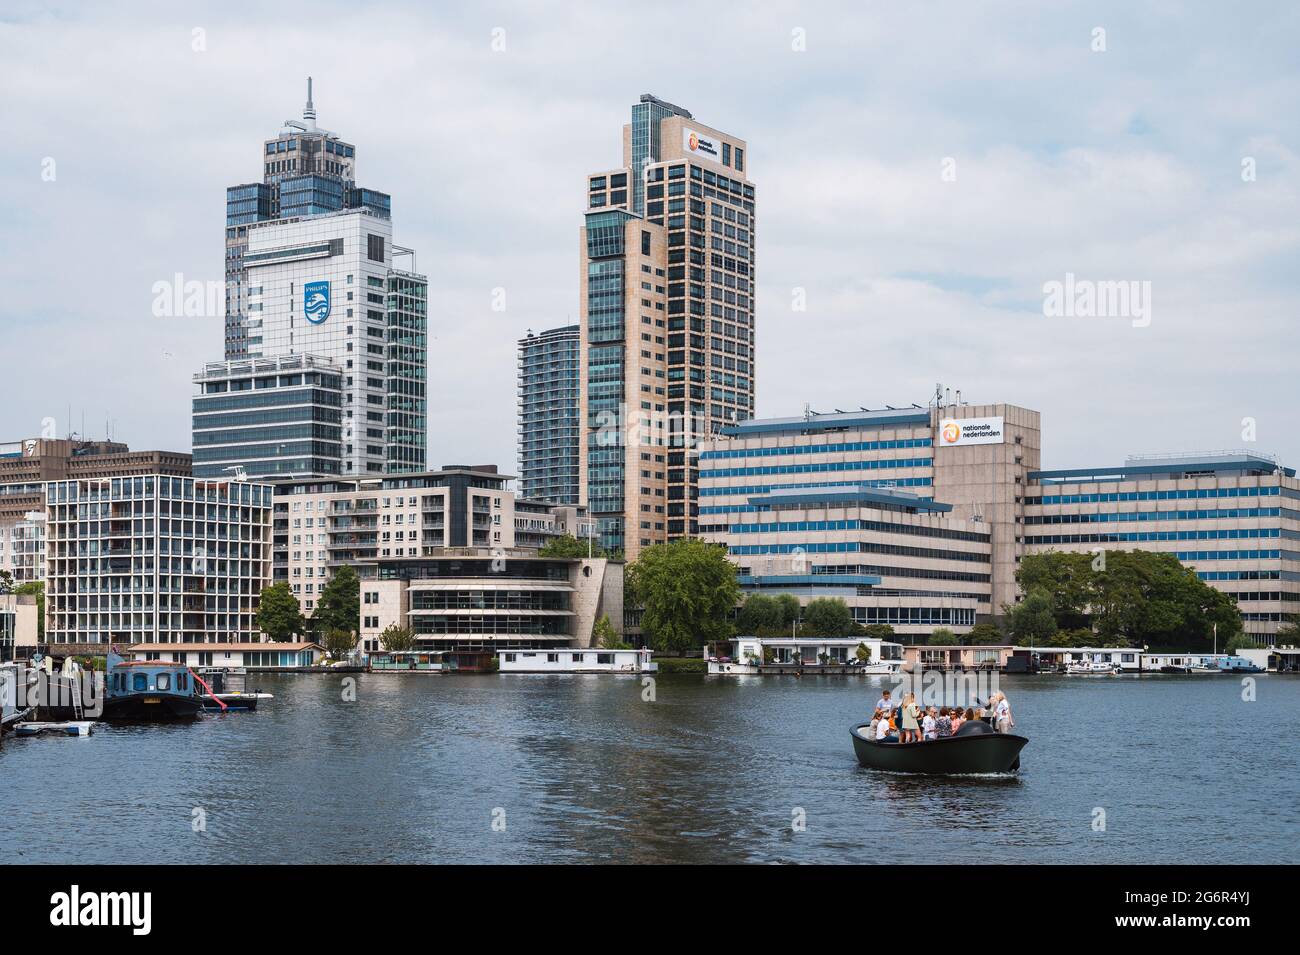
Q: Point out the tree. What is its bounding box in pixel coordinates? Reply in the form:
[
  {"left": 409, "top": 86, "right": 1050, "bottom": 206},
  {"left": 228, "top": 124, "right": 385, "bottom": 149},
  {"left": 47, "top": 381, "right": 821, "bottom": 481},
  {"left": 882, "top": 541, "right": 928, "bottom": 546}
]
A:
[
  {"left": 855, "top": 642, "right": 873, "bottom": 662},
  {"left": 313, "top": 565, "right": 360, "bottom": 636},
  {"left": 860, "top": 623, "right": 895, "bottom": 641},
  {"left": 736, "top": 593, "right": 804, "bottom": 637},
  {"left": 1274, "top": 615, "right": 1300, "bottom": 645},
  {"left": 256, "top": 582, "right": 306, "bottom": 642},
  {"left": 625, "top": 538, "right": 741, "bottom": 654},
  {"left": 928, "top": 628, "right": 959, "bottom": 646},
  {"left": 15, "top": 581, "right": 44, "bottom": 641},
  {"left": 379, "top": 624, "right": 416, "bottom": 652},
  {"left": 799, "top": 597, "right": 856, "bottom": 637},
  {"left": 539, "top": 534, "right": 609, "bottom": 559},
  {"left": 1224, "top": 632, "right": 1256, "bottom": 655},
  {"left": 592, "top": 614, "right": 630, "bottom": 649},
  {"left": 1005, "top": 589, "right": 1057, "bottom": 646},
  {"left": 0, "top": 569, "right": 14, "bottom": 594},
  {"left": 1016, "top": 552, "right": 1094, "bottom": 631},
  {"left": 322, "top": 628, "right": 358, "bottom": 660},
  {"left": 965, "top": 622, "right": 1004, "bottom": 645}
]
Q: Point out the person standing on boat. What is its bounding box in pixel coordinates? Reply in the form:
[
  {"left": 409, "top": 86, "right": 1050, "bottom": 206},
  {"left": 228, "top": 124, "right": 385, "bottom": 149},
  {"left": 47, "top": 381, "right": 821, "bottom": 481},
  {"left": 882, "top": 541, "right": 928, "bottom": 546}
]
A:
[
  {"left": 875, "top": 689, "right": 896, "bottom": 721},
  {"left": 992, "top": 692, "right": 1014, "bottom": 734},
  {"left": 899, "top": 692, "right": 921, "bottom": 743}
]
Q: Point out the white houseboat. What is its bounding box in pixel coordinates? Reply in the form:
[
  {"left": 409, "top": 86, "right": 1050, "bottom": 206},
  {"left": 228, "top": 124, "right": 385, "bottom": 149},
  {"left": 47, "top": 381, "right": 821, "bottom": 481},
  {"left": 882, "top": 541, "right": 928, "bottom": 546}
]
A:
[
  {"left": 1025, "top": 647, "right": 1144, "bottom": 673},
  {"left": 498, "top": 648, "right": 656, "bottom": 674},
  {"left": 708, "top": 636, "right": 903, "bottom": 675},
  {"left": 1140, "top": 652, "right": 1220, "bottom": 673}
]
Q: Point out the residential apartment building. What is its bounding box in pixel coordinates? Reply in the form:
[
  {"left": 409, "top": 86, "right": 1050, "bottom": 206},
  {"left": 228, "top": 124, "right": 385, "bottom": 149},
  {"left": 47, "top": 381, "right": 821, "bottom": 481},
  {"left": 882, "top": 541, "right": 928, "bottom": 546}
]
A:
[
  {"left": 580, "top": 94, "right": 756, "bottom": 560},
  {"left": 192, "top": 354, "right": 345, "bottom": 481},
  {"left": 43, "top": 475, "right": 273, "bottom": 653},
  {"left": 1023, "top": 452, "right": 1300, "bottom": 643},
  {"left": 517, "top": 325, "right": 581, "bottom": 504},
  {"left": 0, "top": 437, "right": 192, "bottom": 587}
]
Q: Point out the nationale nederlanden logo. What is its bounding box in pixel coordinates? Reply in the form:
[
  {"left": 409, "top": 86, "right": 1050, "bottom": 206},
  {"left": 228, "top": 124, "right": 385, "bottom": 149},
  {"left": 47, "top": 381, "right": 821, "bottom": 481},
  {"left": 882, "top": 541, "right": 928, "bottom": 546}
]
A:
[
  {"left": 304, "top": 280, "right": 331, "bottom": 324},
  {"left": 941, "top": 422, "right": 962, "bottom": 444},
  {"left": 689, "top": 132, "right": 699, "bottom": 151}
]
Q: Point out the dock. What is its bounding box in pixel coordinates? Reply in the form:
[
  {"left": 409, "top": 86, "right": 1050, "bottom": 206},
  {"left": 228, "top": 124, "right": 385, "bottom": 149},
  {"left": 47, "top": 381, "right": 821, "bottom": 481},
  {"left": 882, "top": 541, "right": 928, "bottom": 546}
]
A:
[{"left": 13, "top": 721, "right": 95, "bottom": 738}]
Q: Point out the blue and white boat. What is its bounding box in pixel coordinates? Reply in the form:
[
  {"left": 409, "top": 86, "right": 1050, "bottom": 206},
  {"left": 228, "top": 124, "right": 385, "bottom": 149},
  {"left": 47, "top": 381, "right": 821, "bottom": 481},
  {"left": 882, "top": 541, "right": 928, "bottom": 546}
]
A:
[{"left": 104, "top": 650, "right": 204, "bottom": 721}]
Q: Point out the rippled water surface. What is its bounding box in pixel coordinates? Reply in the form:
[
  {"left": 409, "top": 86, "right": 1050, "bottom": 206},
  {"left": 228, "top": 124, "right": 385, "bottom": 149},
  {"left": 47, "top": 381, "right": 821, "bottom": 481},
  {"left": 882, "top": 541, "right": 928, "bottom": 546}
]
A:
[{"left": 2, "top": 672, "right": 1296, "bottom": 863}]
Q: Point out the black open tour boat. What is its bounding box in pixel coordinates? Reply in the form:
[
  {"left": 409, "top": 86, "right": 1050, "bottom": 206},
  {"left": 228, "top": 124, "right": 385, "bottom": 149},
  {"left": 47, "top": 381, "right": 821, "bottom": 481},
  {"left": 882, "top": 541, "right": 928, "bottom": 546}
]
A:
[{"left": 850, "top": 718, "right": 1028, "bottom": 775}]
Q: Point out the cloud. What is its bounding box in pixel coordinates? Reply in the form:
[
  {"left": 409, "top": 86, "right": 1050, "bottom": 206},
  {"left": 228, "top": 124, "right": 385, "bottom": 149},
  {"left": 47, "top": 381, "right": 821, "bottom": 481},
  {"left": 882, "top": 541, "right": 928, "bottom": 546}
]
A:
[{"left": 1, "top": 0, "right": 1297, "bottom": 474}]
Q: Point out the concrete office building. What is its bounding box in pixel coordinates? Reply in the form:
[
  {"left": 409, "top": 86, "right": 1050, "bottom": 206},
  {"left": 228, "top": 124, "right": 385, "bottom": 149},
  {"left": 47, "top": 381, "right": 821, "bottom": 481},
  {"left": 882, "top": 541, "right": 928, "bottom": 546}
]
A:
[
  {"left": 272, "top": 466, "right": 593, "bottom": 614},
  {"left": 1023, "top": 452, "right": 1300, "bottom": 643},
  {"left": 224, "top": 79, "right": 392, "bottom": 359},
  {"left": 192, "top": 354, "right": 345, "bottom": 481},
  {"left": 213, "top": 80, "right": 427, "bottom": 476},
  {"left": 698, "top": 400, "right": 1029, "bottom": 636},
  {"left": 702, "top": 398, "right": 1294, "bottom": 644},
  {"left": 43, "top": 475, "right": 273, "bottom": 654},
  {"left": 359, "top": 553, "right": 623, "bottom": 655},
  {"left": 517, "top": 325, "right": 581, "bottom": 504},
  {"left": 579, "top": 94, "right": 756, "bottom": 560},
  {"left": 236, "top": 209, "right": 427, "bottom": 476}
]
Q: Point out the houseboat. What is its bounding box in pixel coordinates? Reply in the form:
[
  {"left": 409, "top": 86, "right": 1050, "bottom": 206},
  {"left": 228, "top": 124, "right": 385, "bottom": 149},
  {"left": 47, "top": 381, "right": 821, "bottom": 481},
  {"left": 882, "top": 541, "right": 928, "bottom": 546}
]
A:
[
  {"left": 126, "top": 642, "right": 323, "bottom": 671},
  {"left": 1140, "top": 652, "right": 1219, "bottom": 674},
  {"left": 104, "top": 651, "right": 203, "bottom": 721},
  {"left": 369, "top": 650, "right": 445, "bottom": 673},
  {"left": 904, "top": 645, "right": 1013, "bottom": 672},
  {"left": 707, "top": 636, "right": 902, "bottom": 675},
  {"left": 1028, "top": 647, "right": 1143, "bottom": 673},
  {"left": 498, "top": 648, "right": 656, "bottom": 674},
  {"left": 1235, "top": 646, "right": 1300, "bottom": 673},
  {"left": 1207, "top": 655, "right": 1264, "bottom": 674}
]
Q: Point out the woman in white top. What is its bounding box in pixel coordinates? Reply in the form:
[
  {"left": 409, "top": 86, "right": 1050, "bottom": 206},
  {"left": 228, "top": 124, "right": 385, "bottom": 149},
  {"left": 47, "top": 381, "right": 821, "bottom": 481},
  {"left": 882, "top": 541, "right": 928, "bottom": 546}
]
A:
[
  {"left": 875, "top": 716, "right": 893, "bottom": 741},
  {"left": 992, "top": 692, "right": 1014, "bottom": 733}
]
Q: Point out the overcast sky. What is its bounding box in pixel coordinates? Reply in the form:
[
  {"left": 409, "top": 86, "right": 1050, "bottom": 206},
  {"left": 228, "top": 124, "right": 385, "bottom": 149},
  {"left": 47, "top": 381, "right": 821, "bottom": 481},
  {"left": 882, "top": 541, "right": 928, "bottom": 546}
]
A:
[{"left": 3, "top": 1, "right": 1298, "bottom": 477}]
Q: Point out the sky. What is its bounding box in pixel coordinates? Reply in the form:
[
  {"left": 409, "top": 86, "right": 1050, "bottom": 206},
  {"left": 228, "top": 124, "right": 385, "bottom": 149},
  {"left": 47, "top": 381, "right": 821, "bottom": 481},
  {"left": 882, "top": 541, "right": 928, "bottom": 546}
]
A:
[{"left": 2, "top": 0, "right": 1298, "bottom": 477}]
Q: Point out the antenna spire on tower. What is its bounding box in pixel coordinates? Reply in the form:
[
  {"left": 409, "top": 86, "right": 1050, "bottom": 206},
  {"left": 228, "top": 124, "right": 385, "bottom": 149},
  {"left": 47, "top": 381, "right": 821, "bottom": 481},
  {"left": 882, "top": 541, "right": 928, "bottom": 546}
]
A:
[{"left": 303, "top": 76, "right": 317, "bottom": 125}]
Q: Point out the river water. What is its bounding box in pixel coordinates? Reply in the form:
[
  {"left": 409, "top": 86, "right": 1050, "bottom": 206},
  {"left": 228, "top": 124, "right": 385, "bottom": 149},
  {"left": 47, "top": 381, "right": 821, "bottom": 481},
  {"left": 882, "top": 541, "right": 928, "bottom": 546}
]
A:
[{"left": 1, "top": 671, "right": 1295, "bottom": 863}]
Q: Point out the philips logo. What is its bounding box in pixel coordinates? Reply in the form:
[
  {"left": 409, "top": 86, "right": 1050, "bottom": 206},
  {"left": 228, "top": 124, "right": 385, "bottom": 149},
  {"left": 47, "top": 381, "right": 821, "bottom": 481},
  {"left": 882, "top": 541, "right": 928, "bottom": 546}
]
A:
[
  {"left": 303, "top": 280, "right": 331, "bottom": 324},
  {"left": 49, "top": 885, "right": 152, "bottom": 936}
]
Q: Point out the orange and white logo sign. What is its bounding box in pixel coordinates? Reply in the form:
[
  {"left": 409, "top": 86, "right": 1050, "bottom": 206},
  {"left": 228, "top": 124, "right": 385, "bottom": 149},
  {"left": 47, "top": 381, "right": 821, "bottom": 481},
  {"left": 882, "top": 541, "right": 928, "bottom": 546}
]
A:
[
  {"left": 688, "top": 133, "right": 699, "bottom": 151},
  {"left": 938, "top": 416, "right": 1005, "bottom": 447}
]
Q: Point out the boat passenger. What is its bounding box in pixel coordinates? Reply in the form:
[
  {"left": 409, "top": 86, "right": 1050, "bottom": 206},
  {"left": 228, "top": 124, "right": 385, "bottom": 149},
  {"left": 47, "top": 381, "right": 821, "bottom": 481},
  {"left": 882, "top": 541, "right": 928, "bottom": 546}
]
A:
[
  {"left": 991, "top": 692, "right": 1014, "bottom": 734},
  {"left": 874, "top": 713, "right": 896, "bottom": 743},
  {"left": 899, "top": 692, "right": 921, "bottom": 744},
  {"left": 936, "top": 706, "right": 953, "bottom": 738},
  {"left": 868, "top": 708, "right": 884, "bottom": 735},
  {"left": 922, "top": 706, "right": 938, "bottom": 741},
  {"left": 949, "top": 709, "right": 964, "bottom": 734},
  {"left": 875, "top": 690, "right": 895, "bottom": 719}
]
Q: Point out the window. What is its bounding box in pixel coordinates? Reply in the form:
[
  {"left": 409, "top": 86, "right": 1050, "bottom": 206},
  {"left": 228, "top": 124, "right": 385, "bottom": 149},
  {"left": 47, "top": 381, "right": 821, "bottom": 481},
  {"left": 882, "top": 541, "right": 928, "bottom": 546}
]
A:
[
  {"left": 597, "top": 653, "right": 613, "bottom": 665},
  {"left": 133, "top": 673, "right": 148, "bottom": 691},
  {"left": 367, "top": 233, "right": 385, "bottom": 262},
  {"left": 641, "top": 230, "right": 651, "bottom": 256},
  {"left": 157, "top": 673, "right": 171, "bottom": 691}
]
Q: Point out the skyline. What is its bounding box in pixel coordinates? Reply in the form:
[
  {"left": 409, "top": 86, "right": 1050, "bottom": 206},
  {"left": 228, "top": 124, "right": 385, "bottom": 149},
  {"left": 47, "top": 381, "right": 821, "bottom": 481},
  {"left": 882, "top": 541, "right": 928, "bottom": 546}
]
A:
[{"left": 3, "top": 2, "right": 1299, "bottom": 477}]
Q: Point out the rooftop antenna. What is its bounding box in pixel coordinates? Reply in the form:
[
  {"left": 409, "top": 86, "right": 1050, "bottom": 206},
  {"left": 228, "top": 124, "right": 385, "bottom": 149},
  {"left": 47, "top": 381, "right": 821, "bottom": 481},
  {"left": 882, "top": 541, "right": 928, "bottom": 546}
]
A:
[
  {"left": 303, "top": 77, "right": 317, "bottom": 127},
  {"left": 803, "top": 402, "right": 813, "bottom": 422},
  {"left": 956, "top": 389, "right": 962, "bottom": 406}
]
